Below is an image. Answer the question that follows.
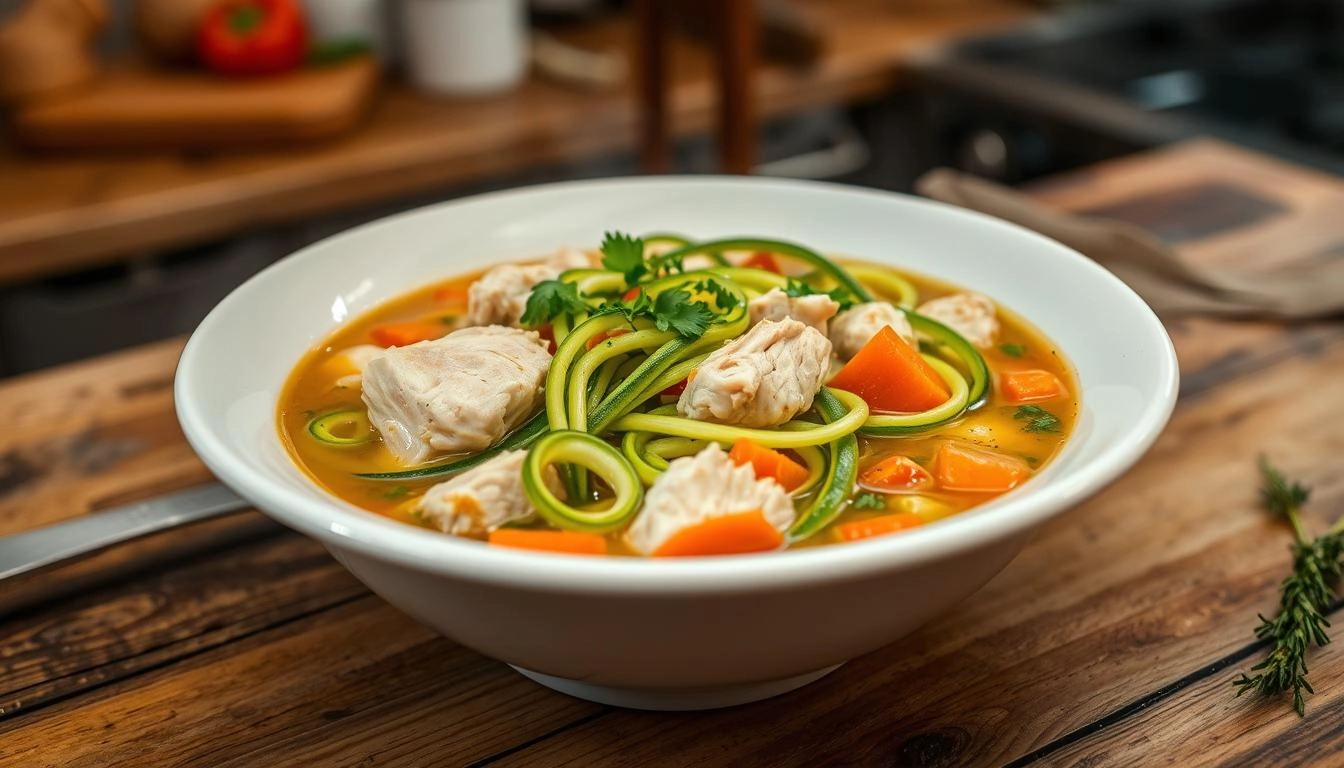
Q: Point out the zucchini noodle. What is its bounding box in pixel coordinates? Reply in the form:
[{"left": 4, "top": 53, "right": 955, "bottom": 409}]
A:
[
  {"left": 350, "top": 231, "right": 1020, "bottom": 552},
  {"left": 843, "top": 262, "right": 919, "bottom": 309},
  {"left": 608, "top": 389, "right": 870, "bottom": 450},
  {"left": 523, "top": 430, "right": 643, "bottom": 533}
]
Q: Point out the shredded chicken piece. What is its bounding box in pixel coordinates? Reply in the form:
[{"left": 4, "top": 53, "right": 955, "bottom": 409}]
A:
[
  {"left": 916, "top": 292, "right": 999, "bottom": 349},
  {"left": 361, "top": 326, "right": 550, "bottom": 464},
  {"left": 678, "top": 318, "right": 832, "bottom": 428},
  {"left": 464, "top": 248, "right": 596, "bottom": 327},
  {"left": 747, "top": 288, "right": 839, "bottom": 333},
  {"left": 415, "top": 450, "right": 540, "bottom": 535},
  {"left": 625, "top": 445, "right": 794, "bottom": 556},
  {"left": 829, "top": 302, "right": 915, "bottom": 360}
]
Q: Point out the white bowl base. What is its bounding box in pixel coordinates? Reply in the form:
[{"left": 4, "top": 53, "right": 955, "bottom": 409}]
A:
[{"left": 510, "top": 663, "right": 845, "bottom": 711}]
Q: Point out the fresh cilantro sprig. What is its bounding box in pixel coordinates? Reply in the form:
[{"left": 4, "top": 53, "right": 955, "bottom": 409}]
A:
[
  {"left": 520, "top": 280, "right": 587, "bottom": 327},
  {"left": 601, "top": 231, "right": 648, "bottom": 285},
  {"left": 784, "top": 277, "right": 857, "bottom": 311},
  {"left": 691, "top": 278, "right": 738, "bottom": 311},
  {"left": 1233, "top": 458, "right": 1344, "bottom": 716},
  {"left": 1013, "top": 405, "right": 1061, "bottom": 434},
  {"left": 652, "top": 288, "right": 716, "bottom": 339}
]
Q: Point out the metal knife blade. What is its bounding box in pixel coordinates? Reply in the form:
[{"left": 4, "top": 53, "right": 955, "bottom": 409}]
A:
[{"left": 0, "top": 483, "right": 252, "bottom": 582}]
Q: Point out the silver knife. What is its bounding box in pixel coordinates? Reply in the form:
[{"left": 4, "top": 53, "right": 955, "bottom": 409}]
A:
[{"left": 0, "top": 483, "right": 252, "bottom": 581}]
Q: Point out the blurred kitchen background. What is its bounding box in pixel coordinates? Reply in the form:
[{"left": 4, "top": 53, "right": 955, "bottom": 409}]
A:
[{"left": 0, "top": 0, "right": 1339, "bottom": 376}]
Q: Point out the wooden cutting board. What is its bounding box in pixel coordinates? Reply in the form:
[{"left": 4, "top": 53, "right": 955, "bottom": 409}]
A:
[{"left": 11, "top": 56, "right": 380, "bottom": 150}]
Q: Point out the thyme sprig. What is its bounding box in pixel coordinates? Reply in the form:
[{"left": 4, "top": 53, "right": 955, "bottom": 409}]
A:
[{"left": 1233, "top": 457, "right": 1344, "bottom": 715}]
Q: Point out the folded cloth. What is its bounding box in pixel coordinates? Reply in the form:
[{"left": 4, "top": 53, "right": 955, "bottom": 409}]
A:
[{"left": 915, "top": 168, "right": 1344, "bottom": 320}]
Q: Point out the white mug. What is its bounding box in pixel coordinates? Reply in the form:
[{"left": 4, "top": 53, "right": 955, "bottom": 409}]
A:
[{"left": 402, "top": 0, "right": 528, "bottom": 96}]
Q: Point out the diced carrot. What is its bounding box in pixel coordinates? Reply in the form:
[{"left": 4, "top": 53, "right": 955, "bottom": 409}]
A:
[
  {"left": 535, "top": 324, "right": 558, "bottom": 354},
  {"left": 859, "top": 455, "right": 932, "bottom": 492},
  {"left": 1001, "top": 369, "right": 1066, "bottom": 403},
  {"left": 834, "top": 513, "right": 925, "bottom": 542},
  {"left": 622, "top": 287, "right": 643, "bottom": 302},
  {"left": 741, "top": 252, "right": 783, "bottom": 273},
  {"left": 653, "top": 510, "right": 784, "bottom": 557},
  {"left": 434, "top": 284, "right": 471, "bottom": 308},
  {"left": 728, "top": 438, "right": 809, "bottom": 492},
  {"left": 827, "top": 326, "right": 951, "bottom": 413},
  {"left": 488, "top": 529, "right": 608, "bottom": 555},
  {"left": 934, "top": 442, "right": 1030, "bottom": 493},
  {"left": 371, "top": 320, "right": 449, "bottom": 347},
  {"left": 586, "top": 328, "right": 630, "bottom": 350}
]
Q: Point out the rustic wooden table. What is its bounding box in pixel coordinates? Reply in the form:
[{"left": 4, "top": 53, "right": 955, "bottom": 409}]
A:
[{"left": 2, "top": 139, "right": 1342, "bottom": 767}]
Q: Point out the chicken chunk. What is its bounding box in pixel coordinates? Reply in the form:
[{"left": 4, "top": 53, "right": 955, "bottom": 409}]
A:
[
  {"left": 916, "top": 292, "right": 999, "bottom": 349},
  {"left": 361, "top": 326, "right": 551, "bottom": 464},
  {"left": 415, "top": 450, "right": 536, "bottom": 535},
  {"left": 678, "top": 318, "right": 832, "bottom": 428},
  {"left": 464, "top": 248, "right": 596, "bottom": 327},
  {"left": 625, "top": 445, "right": 795, "bottom": 556},
  {"left": 829, "top": 302, "right": 915, "bottom": 360},
  {"left": 747, "top": 288, "right": 839, "bottom": 333}
]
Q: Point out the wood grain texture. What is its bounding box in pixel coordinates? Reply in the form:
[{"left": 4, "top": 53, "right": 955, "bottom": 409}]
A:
[
  {"left": 469, "top": 335, "right": 1344, "bottom": 768},
  {"left": 0, "top": 0, "right": 1034, "bottom": 283},
  {"left": 3, "top": 141, "right": 1343, "bottom": 767},
  {"left": 0, "top": 598, "right": 603, "bottom": 768},
  {"left": 12, "top": 58, "right": 380, "bottom": 150}
]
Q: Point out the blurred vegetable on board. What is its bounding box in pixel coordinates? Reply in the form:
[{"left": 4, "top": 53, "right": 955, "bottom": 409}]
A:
[
  {"left": 0, "top": 0, "right": 108, "bottom": 105},
  {"left": 198, "top": 0, "right": 309, "bottom": 78},
  {"left": 134, "top": 0, "right": 216, "bottom": 64}
]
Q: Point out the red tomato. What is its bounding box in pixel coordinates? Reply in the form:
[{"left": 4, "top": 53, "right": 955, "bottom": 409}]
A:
[{"left": 198, "top": 0, "right": 308, "bottom": 78}]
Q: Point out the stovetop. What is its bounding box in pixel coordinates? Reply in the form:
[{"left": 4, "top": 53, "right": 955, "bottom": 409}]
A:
[{"left": 917, "top": 0, "right": 1344, "bottom": 172}]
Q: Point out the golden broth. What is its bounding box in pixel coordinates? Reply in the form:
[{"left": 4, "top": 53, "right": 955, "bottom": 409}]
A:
[{"left": 278, "top": 255, "right": 1077, "bottom": 549}]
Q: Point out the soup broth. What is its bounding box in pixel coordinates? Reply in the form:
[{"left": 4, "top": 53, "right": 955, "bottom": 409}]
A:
[{"left": 279, "top": 237, "right": 1076, "bottom": 555}]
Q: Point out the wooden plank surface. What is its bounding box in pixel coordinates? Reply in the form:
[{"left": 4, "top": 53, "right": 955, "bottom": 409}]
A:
[
  {"left": 0, "top": 0, "right": 1033, "bottom": 285},
  {"left": 1, "top": 140, "right": 1342, "bottom": 766}
]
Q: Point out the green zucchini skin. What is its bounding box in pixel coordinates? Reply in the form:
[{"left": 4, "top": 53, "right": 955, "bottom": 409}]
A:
[
  {"left": 787, "top": 388, "right": 860, "bottom": 543},
  {"left": 307, "top": 410, "right": 374, "bottom": 447},
  {"left": 354, "top": 412, "right": 548, "bottom": 481}
]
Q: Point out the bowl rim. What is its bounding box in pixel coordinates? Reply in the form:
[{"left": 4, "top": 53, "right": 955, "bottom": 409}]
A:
[{"left": 175, "top": 175, "right": 1179, "bottom": 595}]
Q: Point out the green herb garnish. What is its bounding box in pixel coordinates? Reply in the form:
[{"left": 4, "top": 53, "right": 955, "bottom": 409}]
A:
[
  {"left": 601, "top": 231, "right": 648, "bottom": 286},
  {"left": 852, "top": 492, "right": 886, "bottom": 510},
  {"left": 652, "top": 288, "right": 716, "bottom": 339},
  {"left": 1233, "top": 457, "right": 1344, "bottom": 716},
  {"left": 784, "top": 277, "right": 857, "bottom": 312},
  {"left": 1012, "top": 405, "right": 1061, "bottom": 433},
  {"left": 520, "top": 279, "right": 588, "bottom": 326},
  {"left": 1000, "top": 343, "right": 1027, "bottom": 358}
]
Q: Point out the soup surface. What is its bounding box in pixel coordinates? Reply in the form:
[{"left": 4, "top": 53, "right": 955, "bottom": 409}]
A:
[{"left": 279, "top": 234, "right": 1076, "bottom": 556}]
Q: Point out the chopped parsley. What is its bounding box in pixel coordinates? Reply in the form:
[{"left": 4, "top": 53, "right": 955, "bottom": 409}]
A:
[
  {"left": 1013, "top": 405, "right": 1062, "bottom": 434},
  {"left": 853, "top": 492, "right": 886, "bottom": 510},
  {"left": 520, "top": 279, "right": 587, "bottom": 326},
  {"left": 1000, "top": 343, "right": 1027, "bottom": 358}
]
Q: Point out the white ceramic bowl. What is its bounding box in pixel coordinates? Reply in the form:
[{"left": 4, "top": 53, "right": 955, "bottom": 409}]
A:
[{"left": 175, "top": 177, "right": 1178, "bottom": 710}]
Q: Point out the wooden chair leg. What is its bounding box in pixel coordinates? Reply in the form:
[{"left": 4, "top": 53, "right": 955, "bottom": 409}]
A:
[
  {"left": 715, "top": 0, "right": 756, "bottom": 175},
  {"left": 635, "top": 0, "right": 757, "bottom": 175},
  {"left": 635, "top": 0, "right": 671, "bottom": 174}
]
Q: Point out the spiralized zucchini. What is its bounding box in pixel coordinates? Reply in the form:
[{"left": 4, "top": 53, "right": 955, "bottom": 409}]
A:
[
  {"left": 353, "top": 232, "right": 1001, "bottom": 549},
  {"left": 523, "top": 430, "right": 643, "bottom": 533}
]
